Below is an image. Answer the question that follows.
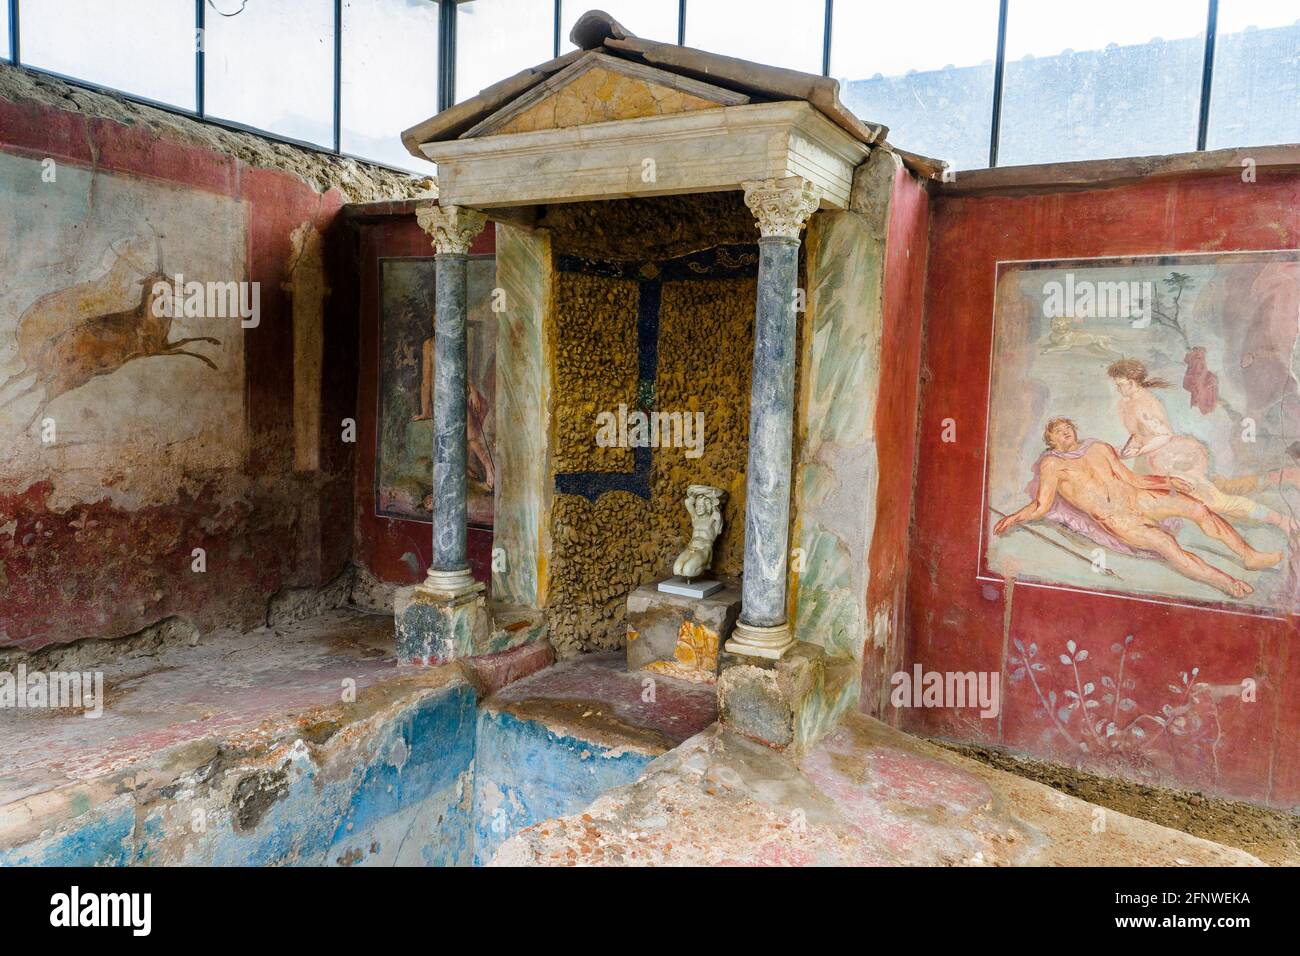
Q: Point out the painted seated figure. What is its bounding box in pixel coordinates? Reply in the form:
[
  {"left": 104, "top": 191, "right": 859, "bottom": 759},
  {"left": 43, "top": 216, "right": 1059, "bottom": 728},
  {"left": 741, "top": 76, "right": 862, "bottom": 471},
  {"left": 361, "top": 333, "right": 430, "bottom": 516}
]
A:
[{"left": 1108, "top": 358, "right": 1297, "bottom": 535}]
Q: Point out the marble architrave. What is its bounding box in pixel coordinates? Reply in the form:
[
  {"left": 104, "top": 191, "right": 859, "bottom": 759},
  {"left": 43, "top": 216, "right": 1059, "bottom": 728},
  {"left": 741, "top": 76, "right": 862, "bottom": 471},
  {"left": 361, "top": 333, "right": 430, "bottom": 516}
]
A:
[{"left": 421, "top": 101, "right": 867, "bottom": 211}]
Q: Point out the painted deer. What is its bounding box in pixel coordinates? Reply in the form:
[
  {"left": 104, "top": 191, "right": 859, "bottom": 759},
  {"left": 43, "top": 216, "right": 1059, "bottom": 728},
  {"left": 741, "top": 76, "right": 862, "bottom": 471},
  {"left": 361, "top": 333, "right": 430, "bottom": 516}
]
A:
[{"left": 0, "top": 236, "right": 221, "bottom": 431}]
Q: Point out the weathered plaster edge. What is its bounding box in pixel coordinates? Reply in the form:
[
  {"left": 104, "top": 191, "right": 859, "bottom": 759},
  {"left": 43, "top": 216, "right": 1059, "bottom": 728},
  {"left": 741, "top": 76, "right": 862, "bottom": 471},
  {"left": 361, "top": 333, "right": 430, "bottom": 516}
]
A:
[
  {"left": 0, "top": 666, "right": 469, "bottom": 849},
  {"left": 0, "top": 60, "right": 429, "bottom": 202}
]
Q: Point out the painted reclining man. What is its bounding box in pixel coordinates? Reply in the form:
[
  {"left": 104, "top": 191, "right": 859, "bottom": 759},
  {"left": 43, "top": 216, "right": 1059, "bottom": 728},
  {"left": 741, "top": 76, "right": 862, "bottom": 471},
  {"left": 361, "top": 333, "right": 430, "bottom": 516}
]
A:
[{"left": 994, "top": 417, "right": 1283, "bottom": 598}]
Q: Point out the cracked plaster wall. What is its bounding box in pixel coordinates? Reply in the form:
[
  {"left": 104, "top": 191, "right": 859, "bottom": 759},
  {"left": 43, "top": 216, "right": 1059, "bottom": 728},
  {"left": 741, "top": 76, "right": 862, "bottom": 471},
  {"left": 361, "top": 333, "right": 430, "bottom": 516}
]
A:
[{"left": 0, "top": 61, "right": 427, "bottom": 651}]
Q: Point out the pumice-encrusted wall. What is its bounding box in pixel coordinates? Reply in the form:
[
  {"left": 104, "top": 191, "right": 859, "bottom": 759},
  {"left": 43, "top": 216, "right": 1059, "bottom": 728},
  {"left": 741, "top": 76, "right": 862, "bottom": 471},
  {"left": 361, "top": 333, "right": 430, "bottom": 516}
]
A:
[
  {"left": 539, "top": 194, "right": 778, "bottom": 656},
  {"left": 651, "top": 276, "right": 754, "bottom": 576},
  {"left": 551, "top": 271, "right": 640, "bottom": 476},
  {"left": 540, "top": 193, "right": 758, "bottom": 261}
]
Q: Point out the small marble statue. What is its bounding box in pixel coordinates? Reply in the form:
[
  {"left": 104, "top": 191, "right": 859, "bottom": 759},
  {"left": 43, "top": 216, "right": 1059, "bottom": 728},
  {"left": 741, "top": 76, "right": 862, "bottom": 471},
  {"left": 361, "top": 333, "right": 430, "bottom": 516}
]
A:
[{"left": 672, "top": 484, "right": 726, "bottom": 578}]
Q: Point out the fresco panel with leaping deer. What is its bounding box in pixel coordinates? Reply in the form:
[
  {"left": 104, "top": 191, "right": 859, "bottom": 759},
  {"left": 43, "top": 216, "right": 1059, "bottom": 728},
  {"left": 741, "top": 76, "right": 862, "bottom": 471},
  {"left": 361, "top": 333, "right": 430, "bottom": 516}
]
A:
[{"left": 0, "top": 152, "right": 246, "bottom": 512}]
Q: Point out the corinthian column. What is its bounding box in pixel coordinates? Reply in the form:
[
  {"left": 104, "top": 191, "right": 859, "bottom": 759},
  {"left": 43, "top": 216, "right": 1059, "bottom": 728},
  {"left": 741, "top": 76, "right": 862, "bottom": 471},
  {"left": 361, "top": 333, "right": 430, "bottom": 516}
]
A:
[
  {"left": 725, "top": 176, "right": 821, "bottom": 661},
  {"left": 415, "top": 201, "right": 487, "bottom": 596}
]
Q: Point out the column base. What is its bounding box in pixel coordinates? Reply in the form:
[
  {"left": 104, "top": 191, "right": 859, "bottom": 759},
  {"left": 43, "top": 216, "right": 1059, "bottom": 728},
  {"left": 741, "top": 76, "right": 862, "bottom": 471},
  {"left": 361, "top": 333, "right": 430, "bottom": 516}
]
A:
[
  {"left": 394, "top": 579, "right": 489, "bottom": 666},
  {"left": 422, "top": 567, "right": 482, "bottom": 599},
  {"left": 718, "top": 641, "right": 859, "bottom": 754},
  {"left": 723, "top": 620, "right": 795, "bottom": 661}
]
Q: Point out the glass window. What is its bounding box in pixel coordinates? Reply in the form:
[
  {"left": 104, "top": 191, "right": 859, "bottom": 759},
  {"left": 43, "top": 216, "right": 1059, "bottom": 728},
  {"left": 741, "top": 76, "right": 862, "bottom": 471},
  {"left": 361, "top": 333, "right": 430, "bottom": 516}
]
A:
[
  {"left": 1000, "top": 0, "right": 1208, "bottom": 166},
  {"left": 456, "top": 0, "right": 555, "bottom": 104},
  {"left": 1, "top": 1, "right": 11, "bottom": 62},
  {"left": 1207, "top": 1, "right": 1300, "bottom": 149},
  {"left": 832, "top": 0, "right": 998, "bottom": 173},
  {"left": 341, "top": 0, "right": 439, "bottom": 172},
  {"left": 559, "top": 0, "right": 678, "bottom": 48},
  {"left": 21, "top": 0, "right": 196, "bottom": 109},
  {"left": 684, "top": 0, "right": 824, "bottom": 74},
  {"left": 204, "top": 0, "right": 335, "bottom": 147}
]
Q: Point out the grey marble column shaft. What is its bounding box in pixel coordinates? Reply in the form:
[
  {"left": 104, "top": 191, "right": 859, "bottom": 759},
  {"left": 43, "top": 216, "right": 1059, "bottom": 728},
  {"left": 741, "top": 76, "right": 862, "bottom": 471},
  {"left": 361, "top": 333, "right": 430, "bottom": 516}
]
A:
[
  {"left": 740, "top": 235, "right": 799, "bottom": 628},
  {"left": 431, "top": 251, "right": 469, "bottom": 574},
  {"left": 727, "top": 176, "right": 820, "bottom": 660},
  {"left": 414, "top": 202, "right": 486, "bottom": 595}
]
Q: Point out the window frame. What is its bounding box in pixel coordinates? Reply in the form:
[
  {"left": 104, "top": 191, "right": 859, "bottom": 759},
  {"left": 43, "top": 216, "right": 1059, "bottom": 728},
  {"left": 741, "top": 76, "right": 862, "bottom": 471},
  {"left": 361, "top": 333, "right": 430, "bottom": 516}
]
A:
[{"left": 0, "top": 0, "right": 1268, "bottom": 172}]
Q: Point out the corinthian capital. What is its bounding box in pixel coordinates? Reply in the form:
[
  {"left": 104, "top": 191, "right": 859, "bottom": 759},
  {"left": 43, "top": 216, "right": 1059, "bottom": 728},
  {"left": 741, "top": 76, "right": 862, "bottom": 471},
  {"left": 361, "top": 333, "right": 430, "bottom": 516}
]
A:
[
  {"left": 742, "top": 176, "right": 822, "bottom": 240},
  {"left": 415, "top": 202, "right": 487, "bottom": 255}
]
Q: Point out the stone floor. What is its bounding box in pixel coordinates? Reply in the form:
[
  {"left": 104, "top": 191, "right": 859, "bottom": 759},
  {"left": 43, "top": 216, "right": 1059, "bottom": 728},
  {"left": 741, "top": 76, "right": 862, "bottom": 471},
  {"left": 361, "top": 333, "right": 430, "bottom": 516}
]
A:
[
  {"left": 0, "top": 609, "right": 497, "bottom": 865},
  {"left": 485, "top": 651, "right": 719, "bottom": 754},
  {"left": 0, "top": 610, "right": 403, "bottom": 809},
  {"left": 0, "top": 608, "right": 1265, "bottom": 866},
  {"left": 494, "top": 712, "right": 1262, "bottom": 866}
]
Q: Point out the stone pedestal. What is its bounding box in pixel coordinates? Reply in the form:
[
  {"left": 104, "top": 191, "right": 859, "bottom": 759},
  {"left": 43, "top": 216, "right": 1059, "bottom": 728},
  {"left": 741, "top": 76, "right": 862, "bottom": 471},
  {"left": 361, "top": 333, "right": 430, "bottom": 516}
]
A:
[
  {"left": 394, "top": 584, "right": 490, "bottom": 666},
  {"left": 625, "top": 584, "right": 740, "bottom": 684},
  {"left": 395, "top": 587, "right": 551, "bottom": 667},
  {"left": 718, "top": 641, "right": 858, "bottom": 754}
]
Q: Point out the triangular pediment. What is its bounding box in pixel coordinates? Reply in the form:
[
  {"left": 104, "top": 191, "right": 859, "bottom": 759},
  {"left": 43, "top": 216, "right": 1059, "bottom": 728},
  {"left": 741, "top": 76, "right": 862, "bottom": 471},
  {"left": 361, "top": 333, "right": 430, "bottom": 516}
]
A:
[{"left": 461, "top": 52, "right": 750, "bottom": 138}]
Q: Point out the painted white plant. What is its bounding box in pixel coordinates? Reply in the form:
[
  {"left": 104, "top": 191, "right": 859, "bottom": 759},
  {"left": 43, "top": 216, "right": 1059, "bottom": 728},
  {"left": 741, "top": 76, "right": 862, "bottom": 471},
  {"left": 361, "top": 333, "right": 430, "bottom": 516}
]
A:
[{"left": 1008, "top": 634, "right": 1225, "bottom": 778}]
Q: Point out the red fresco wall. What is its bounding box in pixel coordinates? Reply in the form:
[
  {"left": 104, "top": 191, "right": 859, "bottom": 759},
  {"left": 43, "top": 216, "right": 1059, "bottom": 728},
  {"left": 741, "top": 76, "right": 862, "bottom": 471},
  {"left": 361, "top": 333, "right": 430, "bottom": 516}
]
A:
[
  {"left": 0, "top": 91, "right": 362, "bottom": 650},
  {"left": 351, "top": 215, "right": 494, "bottom": 591},
  {"left": 905, "top": 169, "right": 1300, "bottom": 806},
  {"left": 862, "top": 166, "right": 930, "bottom": 718}
]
